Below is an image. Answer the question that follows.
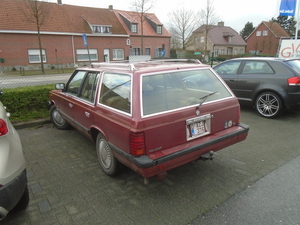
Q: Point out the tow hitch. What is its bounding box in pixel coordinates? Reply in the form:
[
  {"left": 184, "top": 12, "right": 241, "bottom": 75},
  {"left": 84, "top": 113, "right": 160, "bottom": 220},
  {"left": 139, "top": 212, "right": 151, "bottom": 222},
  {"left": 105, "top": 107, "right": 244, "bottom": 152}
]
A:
[{"left": 200, "top": 151, "right": 214, "bottom": 161}]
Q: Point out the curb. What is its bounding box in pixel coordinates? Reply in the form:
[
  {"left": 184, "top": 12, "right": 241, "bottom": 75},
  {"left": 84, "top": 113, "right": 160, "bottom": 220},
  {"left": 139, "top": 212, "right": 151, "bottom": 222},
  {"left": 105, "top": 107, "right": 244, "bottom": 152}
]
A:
[{"left": 13, "top": 118, "right": 51, "bottom": 129}]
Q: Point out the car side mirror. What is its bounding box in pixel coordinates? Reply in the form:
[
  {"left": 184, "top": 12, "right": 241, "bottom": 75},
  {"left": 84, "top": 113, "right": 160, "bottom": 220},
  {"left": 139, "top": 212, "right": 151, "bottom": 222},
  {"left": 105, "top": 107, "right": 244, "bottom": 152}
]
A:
[{"left": 55, "top": 83, "right": 65, "bottom": 90}]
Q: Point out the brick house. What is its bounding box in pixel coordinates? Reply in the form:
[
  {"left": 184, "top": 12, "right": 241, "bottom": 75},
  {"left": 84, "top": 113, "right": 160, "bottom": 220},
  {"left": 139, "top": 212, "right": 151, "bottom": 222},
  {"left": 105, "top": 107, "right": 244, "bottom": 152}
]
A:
[
  {"left": 245, "top": 21, "right": 289, "bottom": 55},
  {"left": 0, "top": 0, "right": 170, "bottom": 71},
  {"left": 186, "top": 22, "right": 246, "bottom": 58}
]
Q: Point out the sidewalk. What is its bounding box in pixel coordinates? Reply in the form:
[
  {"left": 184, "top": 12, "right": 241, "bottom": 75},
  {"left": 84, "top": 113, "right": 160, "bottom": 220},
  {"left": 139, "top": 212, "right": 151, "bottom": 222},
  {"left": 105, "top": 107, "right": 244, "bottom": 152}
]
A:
[{"left": 190, "top": 154, "right": 300, "bottom": 225}]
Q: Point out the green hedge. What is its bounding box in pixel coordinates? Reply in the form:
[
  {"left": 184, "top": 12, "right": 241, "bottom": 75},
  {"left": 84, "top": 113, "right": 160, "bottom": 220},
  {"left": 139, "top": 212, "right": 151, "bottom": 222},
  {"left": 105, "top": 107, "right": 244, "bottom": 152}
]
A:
[{"left": 1, "top": 85, "right": 55, "bottom": 122}]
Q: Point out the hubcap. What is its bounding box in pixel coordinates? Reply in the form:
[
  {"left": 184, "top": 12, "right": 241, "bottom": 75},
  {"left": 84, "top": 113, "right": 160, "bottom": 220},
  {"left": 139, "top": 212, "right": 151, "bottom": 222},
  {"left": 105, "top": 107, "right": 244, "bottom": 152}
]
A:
[
  {"left": 53, "top": 110, "right": 65, "bottom": 125},
  {"left": 257, "top": 94, "right": 279, "bottom": 117},
  {"left": 99, "top": 140, "right": 111, "bottom": 169}
]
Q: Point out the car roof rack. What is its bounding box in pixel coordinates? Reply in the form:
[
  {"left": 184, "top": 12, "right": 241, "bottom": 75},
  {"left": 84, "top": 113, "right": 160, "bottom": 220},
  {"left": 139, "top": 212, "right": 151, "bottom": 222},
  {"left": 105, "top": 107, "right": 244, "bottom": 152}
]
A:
[{"left": 90, "top": 59, "right": 202, "bottom": 71}]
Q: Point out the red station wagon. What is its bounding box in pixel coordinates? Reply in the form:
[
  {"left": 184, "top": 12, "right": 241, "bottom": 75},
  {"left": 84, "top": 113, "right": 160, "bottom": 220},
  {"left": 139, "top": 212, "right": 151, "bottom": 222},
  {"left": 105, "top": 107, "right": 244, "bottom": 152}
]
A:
[{"left": 49, "top": 60, "right": 249, "bottom": 183}]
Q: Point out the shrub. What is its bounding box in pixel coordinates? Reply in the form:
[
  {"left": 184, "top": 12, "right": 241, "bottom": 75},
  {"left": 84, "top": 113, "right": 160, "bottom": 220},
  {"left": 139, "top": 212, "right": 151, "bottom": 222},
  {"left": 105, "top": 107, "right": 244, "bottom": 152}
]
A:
[{"left": 1, "top": 85, "right": 54, "bottom": 122}]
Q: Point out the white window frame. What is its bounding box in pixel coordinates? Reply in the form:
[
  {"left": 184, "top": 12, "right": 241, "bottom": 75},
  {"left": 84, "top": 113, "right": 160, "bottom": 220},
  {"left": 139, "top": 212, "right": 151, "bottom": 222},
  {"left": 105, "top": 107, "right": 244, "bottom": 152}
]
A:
[
  {"left": 131, "top": 24, "right": 137, "bottom": 33},
  {"left": 200, "top": 37, "right": 204, "bottom": 43},
  {"left": 76, "top": 49, "right": 98, "bottom": 61},
  {"left": 263, "top": 30, "right": 268, "bottom": 36},
  {"left": 157, "top": 25, "right": 162, "bottom": 34},
  {"left": 256, "top": 31, "right": 261, "bottom": 36},
  {"left": 113, "top": 49, "right": 124, "bottom": 60},
  {"left": 28, "top": 49, "right": 46, "bottom": 63}
]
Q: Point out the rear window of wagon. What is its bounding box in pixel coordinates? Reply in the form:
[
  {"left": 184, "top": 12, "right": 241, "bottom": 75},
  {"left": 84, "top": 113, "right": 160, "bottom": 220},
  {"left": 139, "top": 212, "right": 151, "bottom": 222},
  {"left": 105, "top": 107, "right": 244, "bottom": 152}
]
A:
[{"left": 141, "top": 68, "right": 232, "bottom": 116}]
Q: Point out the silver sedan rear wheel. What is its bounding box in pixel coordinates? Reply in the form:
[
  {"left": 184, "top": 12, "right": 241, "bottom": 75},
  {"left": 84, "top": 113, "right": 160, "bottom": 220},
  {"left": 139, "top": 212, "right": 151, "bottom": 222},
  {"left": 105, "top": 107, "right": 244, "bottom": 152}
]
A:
[{"left": 255, "top": 92, "right": 283, "bottom": 118}]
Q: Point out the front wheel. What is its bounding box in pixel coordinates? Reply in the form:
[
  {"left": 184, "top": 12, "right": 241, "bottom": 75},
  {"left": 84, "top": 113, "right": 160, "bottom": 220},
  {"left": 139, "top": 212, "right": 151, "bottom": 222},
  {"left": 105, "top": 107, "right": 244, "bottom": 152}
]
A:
[
  {"left": 96, "top": 133, "right": 121, "bottom": 176},
  {"left": 255, "top": 92, "right": 283, "bottom": 118},
  {"left": 50, "top": 105, "right": 71, "bottom": 130}
]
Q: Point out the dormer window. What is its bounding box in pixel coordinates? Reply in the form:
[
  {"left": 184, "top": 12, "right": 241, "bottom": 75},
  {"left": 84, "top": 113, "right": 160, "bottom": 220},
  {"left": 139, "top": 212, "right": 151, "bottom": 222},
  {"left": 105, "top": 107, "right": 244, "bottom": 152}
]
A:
[
  {"left": 92, "top": 25, "right": 111, "bottom": 34},
  {"left": 131, "top": 24, "right": 137, "bottom": 33},
  {"left": 157, "top": 25, "right": 162, "bottom": 34}
]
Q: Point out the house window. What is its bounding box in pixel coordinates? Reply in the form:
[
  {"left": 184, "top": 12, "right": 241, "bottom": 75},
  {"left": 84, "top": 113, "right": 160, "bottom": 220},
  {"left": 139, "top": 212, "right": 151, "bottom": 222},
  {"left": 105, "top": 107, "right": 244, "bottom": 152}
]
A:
[
  {"left": 221, "top": 49, "right": 225, "bottom": 55},
  {"left": 234, "top": 49, "right": 238, "bottom": 55},
  {"left": 228, "top": 36, "right": 232, "bottom": 43},
  {"left": 131, "top": 48, "right": 140, "bottom": 55},
  {"left": 157, "top": 25, "right": 162, "bottom": 34},
  {"left": 239, "top": 49, "right": 244, "bottom": 54},
  {"left": 28, "top": 49, "right": 46, "bottom": 63},
  {"left": 131, "top": 24, "right": 137, "bottom": 33},
  {"left": 256, "top": 31, "right": 261, "bottom": 36},
  {"left": 92, "top": 26, "right": 111, "bottom": 33},
  {"left": 113, "top": 49, "right": 124, "bottom": 60},
  {"left": 214, "top": 49, "right": 219, "bottom": 56},
  {"left": 76, "top": 49, "right": 98, "bottom": 61},
  {"left": 145, "top": 48, "right": 151, "bottom": 55},
  {"left": 263, "top": 30, "right": 268, "bottom": 36},
  {"left": 200, "top": 37, "right": 204, "bottom": 43}
]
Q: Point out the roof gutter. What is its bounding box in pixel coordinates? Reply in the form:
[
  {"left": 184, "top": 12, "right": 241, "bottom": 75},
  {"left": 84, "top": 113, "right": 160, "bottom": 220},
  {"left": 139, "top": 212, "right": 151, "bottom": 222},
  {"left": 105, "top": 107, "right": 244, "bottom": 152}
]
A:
[{"left": 0, "top": 30, "right": 129, "bottom": 37}]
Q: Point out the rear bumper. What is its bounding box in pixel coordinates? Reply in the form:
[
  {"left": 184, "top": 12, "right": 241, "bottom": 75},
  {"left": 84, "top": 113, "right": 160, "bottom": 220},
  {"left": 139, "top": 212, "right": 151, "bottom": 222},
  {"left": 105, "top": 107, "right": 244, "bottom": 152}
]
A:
[
  {"left": 0, "top": 169, "right": 27, "bottom": 213},
  {"left": 110, "top": 123, "right": 249, "bottom": 178}
]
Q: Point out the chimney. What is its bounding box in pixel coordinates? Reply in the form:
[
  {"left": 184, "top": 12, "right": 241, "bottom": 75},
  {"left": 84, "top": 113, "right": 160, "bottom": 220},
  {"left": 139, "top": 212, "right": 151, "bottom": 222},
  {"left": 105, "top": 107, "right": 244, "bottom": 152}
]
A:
[
  {"left": 57, "top": 0, "right": 62, "bottom": 5},
  {"left": 109, "top": 5, "right": 113, "bottom": 11},
  {"left": 218, "top": 21, "right": 224, "bottom": 27}
]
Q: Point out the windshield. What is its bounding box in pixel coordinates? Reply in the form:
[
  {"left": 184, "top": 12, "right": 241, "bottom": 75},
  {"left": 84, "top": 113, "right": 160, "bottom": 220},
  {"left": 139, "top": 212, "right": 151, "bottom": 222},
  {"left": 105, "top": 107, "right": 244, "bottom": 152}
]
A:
[{"left": 142, "top": 68, "right": 232, "bottom": 116}]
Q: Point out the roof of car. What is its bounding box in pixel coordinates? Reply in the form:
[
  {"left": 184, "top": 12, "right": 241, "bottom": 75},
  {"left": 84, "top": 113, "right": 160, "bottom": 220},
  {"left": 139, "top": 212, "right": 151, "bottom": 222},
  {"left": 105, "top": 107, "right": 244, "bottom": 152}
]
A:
[{"left": 223, "top": 57, "right": 300, "bottom": 62}]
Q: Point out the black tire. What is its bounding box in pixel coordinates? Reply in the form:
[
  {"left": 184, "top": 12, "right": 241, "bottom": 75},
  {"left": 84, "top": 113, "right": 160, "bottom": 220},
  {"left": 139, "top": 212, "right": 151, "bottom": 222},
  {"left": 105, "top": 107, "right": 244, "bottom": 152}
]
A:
[
  {"left": 96, "top": 133, "right": 121, "bottom": 176},
  {"left": 50, "top": 105, "right": 71, "bottom": 130},
  {"left": 13, "top": 185, "right": 29, "bottom": 211},
  {"left": 255, "top": 92, "right": 283, "bottom": 118}
]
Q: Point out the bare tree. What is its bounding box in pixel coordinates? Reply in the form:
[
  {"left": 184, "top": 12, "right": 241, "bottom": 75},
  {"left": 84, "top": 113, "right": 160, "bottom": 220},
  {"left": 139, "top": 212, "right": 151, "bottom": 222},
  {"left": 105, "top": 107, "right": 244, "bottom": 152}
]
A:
[
  {"left": 198, "top": 0, "right": 219, "bottom": 57},
  {"left": 131, "top": 0, "right": 156, "bottom": 55},
  {"left": 21, "top": 0, "right": 51, "bottom": 74},
  {"left": 167, "top": 5, "right": 198, "bottom": 50}
]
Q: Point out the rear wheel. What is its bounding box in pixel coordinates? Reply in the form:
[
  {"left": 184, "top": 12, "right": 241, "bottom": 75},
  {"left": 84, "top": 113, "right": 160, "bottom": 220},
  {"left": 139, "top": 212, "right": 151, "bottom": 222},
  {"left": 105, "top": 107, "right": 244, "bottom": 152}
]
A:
[
  {"left": 96, "top": 133, "right": 121, "bottom": 176},
  {"left": 50, "top": 105, "right": 71, "bottom": 130},
  {"left": 255, "top": 92, "right": 283, "bottom": 118}
]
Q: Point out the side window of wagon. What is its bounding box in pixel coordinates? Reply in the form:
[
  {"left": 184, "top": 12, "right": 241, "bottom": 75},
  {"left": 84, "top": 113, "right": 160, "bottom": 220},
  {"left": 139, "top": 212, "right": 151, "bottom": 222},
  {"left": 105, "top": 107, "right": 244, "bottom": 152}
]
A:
[
  {"left": 66, "top": 71, "right": 86, "bottom": 95},
  {"left": 79, "top": 72, "right": 100, "bottom": 102},
  {"left": 99, "top": 73, "right": 131, "bottom": 113}
]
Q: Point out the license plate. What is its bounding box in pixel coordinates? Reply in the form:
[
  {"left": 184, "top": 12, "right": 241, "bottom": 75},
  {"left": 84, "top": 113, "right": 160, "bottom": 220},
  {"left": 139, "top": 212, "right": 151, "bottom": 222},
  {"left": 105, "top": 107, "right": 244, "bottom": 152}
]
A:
[{"left": 186, "top": 114, "right": 211, "bottom": 140}]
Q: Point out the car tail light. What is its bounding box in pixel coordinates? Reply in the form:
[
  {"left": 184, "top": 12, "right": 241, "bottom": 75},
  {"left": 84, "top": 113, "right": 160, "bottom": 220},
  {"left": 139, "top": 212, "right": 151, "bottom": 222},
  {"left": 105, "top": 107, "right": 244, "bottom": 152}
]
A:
[
  {"left": 130, "top": 132, "right": 145, "bottom": 156},
  {"left": 288, "top": 76, "right": 300, "bottom": 86},
  {"left": 0, "top": 119, "right": 8, "bottom": 136}
]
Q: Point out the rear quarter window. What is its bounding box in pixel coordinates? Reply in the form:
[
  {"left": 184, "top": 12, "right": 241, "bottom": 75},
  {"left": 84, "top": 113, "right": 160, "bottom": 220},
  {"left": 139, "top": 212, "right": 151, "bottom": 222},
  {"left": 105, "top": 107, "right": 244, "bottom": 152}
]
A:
[
  {"left": 99, "top": 73, "right": 131, "bottom": 113},
  {"left": 142, "top": 69, "right": 232, "bottom": 116}
]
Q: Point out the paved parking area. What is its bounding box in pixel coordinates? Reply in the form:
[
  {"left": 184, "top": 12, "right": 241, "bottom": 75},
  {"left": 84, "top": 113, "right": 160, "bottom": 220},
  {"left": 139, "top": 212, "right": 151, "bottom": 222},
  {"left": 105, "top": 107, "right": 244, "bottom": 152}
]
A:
[{"left": 3, "top": 107, "right": 300, "bottom": 225}]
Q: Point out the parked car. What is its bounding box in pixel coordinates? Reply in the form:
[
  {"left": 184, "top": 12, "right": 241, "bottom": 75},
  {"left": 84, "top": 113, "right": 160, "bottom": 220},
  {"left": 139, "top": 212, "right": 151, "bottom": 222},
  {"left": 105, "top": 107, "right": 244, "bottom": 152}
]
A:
[
  {"left": 0, "top": 90, "right": 29, "bottom": 221},
  {"left": 49, "top": 59, "right": 249, "bottom": 183},
  {"left": 214, "top": 57, "right": 300, "bottom": 118}
]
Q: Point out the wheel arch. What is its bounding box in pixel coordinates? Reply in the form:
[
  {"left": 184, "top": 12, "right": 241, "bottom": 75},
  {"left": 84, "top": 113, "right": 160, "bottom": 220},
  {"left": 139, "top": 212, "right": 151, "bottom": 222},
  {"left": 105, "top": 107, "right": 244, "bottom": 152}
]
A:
[{"left": 252, "top": 88, "right": 286, "bottom": 109}]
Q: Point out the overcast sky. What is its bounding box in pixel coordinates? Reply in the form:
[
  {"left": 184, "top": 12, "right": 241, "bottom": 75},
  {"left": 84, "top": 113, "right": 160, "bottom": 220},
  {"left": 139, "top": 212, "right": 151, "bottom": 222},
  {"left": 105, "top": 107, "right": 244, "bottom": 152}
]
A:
[{"left": 48, "top": 0, "right": 282, "bottom": 33}]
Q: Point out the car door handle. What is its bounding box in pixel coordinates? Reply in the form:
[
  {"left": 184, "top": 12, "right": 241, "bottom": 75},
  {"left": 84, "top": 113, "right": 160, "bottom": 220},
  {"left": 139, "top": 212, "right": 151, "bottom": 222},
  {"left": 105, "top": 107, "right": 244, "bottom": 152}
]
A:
[
  {"left": 85, "top": 112, "right": 90, "bottom": 117},
  {"left": 69, "top": 103, "right": 73, "bottom": 108},
  {"left": 229, "top": 79, "right": 236, "bottom": 82}
]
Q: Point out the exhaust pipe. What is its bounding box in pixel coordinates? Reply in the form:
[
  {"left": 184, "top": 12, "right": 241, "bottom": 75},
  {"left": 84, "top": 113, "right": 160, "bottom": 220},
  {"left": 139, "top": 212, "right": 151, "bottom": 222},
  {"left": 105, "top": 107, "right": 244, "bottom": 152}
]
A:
[{"left": 0, "top": 207, "right": 8, "bottom": 221}]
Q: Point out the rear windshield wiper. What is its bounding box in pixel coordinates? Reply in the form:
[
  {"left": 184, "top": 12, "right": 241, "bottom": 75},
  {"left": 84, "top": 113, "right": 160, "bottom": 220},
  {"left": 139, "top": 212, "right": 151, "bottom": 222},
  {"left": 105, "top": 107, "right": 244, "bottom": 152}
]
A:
[{"left": 196, "top": 91, "right": 218, "bottom": 109}]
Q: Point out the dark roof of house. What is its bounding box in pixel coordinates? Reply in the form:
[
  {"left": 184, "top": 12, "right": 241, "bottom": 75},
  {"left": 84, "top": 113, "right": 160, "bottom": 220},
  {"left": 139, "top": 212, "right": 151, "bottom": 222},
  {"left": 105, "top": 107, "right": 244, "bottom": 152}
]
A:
[
  {"left": 193, "top": 24, "right": 247, "bottom": 46},
  {"left": 114, "top": 10, "right": 170, "bottom": 37},
  {"left": 0, "top": 0, "right": 126, "bottom": 35}
]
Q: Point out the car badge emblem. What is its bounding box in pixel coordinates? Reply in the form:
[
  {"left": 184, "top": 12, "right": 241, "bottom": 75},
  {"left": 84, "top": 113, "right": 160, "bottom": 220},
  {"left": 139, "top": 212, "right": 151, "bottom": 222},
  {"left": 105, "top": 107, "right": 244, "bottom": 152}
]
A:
[{"left": 196, "top": 109, "right": 200, "bottom": 116}]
